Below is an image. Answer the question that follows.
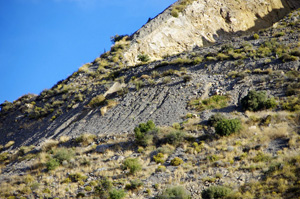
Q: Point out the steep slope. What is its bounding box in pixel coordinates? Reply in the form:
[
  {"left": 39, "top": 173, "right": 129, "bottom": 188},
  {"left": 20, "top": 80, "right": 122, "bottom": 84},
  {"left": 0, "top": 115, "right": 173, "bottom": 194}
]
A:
[{"left": 0, "top": 0, "right": 299, "bottom": 149}]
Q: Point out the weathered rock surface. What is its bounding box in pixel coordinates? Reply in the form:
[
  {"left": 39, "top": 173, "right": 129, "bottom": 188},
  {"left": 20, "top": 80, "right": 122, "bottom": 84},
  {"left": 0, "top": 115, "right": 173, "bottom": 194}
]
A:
[{"left": 124, "top": 0, "right": 299, "bottom": 65}]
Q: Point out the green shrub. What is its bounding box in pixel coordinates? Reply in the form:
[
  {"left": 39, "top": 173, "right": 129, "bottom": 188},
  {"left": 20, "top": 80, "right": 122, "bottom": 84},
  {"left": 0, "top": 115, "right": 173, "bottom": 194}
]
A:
[
  {"left": 46, "top": 158, "right": 60, "bottom": 171},
  {"left": 215, "top": 118, "right": 241, "bottom": 136},
  {"left": 171, "top": 9, "right": 179, "bottom": 17},
  {"left": 84, "top": 186, "right": 92, "bottom": 191},
  {"left": 88, "top": 95, "right": 106, "bottom": 108},
  {"left": 165, "top": 131, "right": 186, "bottom": 146},
  {"left": 153, "top": 153, "right": 165, "bottom": 164},
  {"left": 95, "top": 177, "right": 113, "bottom": 198},
  {"left": 68, "top": 173, "right": 87, "bottom": 182},
  {"left": 170, "top": 157, "right": 184, "bottom": 166},
  {"left": 109, "top": 189, "right": 126, "bottom": 199},
  {"left": 253, "top": 33, "right": 260, "bottom": 40},
  {"left": 134, "top": 120, "right": 156, "bottom": 146},
  {"left": 208, "top": 113, "right": 226, "bottom": 127},
  {"left": 125, "top": 179, "right": 143, "bottom": 190},
  {"left": 157, "top": 186, "right": 191, "bottom": 199},
  {"left": 122, "top": 158, "right": 142, "bottom": 175},
  {"left": 137, "top": 54, "right": 150, "bottom": 62},
  {"left": 241, "top": 90, "right": 277, "bottom": 111},
  {"left": 201, "top": 186, "right": 232, "bottom": 199},
  {"left": 53, "top": 148, "right": 75, "bottom": 163}
]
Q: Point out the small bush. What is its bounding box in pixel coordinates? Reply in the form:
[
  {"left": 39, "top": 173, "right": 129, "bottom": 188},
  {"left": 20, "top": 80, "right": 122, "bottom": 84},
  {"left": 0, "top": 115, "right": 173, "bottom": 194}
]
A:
[
  {"left": 165, "top": 131, "right": 186, "bottom": 146},
  {"left": 171, "top": 9, "right": 179, "bottom": 17},
  {"left": 201, "top": 186, "right": 232, "bottom": 199},
  {"left": 208, "top": 113, "right": 226, "bottom": 127},
  {"left": 156, "top": 165, "right": 166, "bottom": 172},
  {"left": 122, "top": 158, "right": 142, "bottom": 175},
  {"left": 253, "top": 33, "right": 260, "bottom": 40},
  {"left": 88, "top": 95, "right": 106, "bottom": 108},
  {"left": 215, "top": 118, "right": 241, "bottom": 136},
  {"left": 84, "top": 186, "right": 92, "bottom": 191},
  {"left": 95, "top": 177, "right": 113, "bottom": 197},
  {"left": 134, "top": 120, "right": 156, "bottom": 146},
  {"left": 170, "top": 157, "right": 184, "bottom": 166},
  {"left": 153, "top": 153, "right": 165, "bottom": 164},
  {"left": 137, "top": 54, "right": 150, "bottom": 62},
  {"left": 157, "top": 186, "right": 191, "bottom": 199},
  {"left": 46, "top": 158, "right": 60, "bottom": 171},
  {"left": 53, "top": 148, "right": 75, "bottom": 163},
  {"left": 68, "top": 173, "right": 87, "bottom": 182},
  {"left": 241, "top": 90, "right": 277, "bottom": 111},
  {"left": 125, "top": 180, "right": 143, "bottom": 190},
  {"left": 75, "top": 134, "right": 96, "bottom": 146},
  {"left": 109, "top": 189, "right": 126, "bottom": 199}
]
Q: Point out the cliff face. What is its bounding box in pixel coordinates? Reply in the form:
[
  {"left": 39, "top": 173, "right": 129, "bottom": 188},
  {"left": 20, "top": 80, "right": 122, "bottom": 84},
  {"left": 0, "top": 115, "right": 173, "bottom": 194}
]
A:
[{"left": 123, "top": 0, "right": 298, "bottom": 65}]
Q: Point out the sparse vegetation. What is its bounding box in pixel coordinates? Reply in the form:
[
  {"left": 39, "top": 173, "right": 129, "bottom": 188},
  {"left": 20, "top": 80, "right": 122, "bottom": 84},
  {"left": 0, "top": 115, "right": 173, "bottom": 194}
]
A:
[
  {"left": 189, "top": 95, "right": 229, "bottom": 111},
  {"left": 158, "top": 186, "right": 191, "bottom": 199}
]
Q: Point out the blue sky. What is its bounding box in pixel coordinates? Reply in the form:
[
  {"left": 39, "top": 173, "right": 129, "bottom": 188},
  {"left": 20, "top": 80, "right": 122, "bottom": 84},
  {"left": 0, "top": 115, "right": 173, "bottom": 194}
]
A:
[{"left": 0, "top": 0, "right": 176, "bottom": 104}]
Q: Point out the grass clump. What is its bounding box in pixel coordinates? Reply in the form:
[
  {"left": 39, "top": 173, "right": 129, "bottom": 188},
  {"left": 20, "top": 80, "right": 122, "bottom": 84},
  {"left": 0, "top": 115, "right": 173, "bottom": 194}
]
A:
[
  {"left": 170, "top": 157, "right": 184, "bottom": 166},
  {"left": 253, "top": 33, "right": 260, "bottom": 40},
  {"left": 122, "top": 158, "right": 142, "bottom": 175},
  {"left": 46, "top": 158, "right": 60, "bottom": 171},
  {"left": 68, "top": 173, "right": 87, "bottom": 182},
  {"left": 157, "top": 186, "right": 191, "bottom": 199},
  {"left": 53, "top": 148, "right": 75, "bottom": 163},
  {"left": 125, "top": 179, "right": 143, "bottom": 190},
  {"left": 241, "top": 90, "right": 277, "bottom": 111},
  {"left": 109, "top": 189, "right": 126, "bottom": 199},
  {"left": 165, "top": 131, "right": 186, "bottom": 146},
  {"left": 215, "top": 118, "right": 241, "bottom": 136},
  {"left": 88, "top": 95, "right": 106, "bottom": 108},
  {"left": 189, "top": 95, "right": 229, "bottom": 111},
  {"left": 75, "top": 134, "right": 96, "bottom": 146},
  {"left": 153, "top": 153, "right": 165, "bottom": 164},
  {"left": 95, "top": 177, "right": 113, "bottom": 198},
  {"left": 137, "top": 54, "right": 150, "bottom": 63},
  {"left": 201, "top": 186, "right": 232, "bottom": 199}
]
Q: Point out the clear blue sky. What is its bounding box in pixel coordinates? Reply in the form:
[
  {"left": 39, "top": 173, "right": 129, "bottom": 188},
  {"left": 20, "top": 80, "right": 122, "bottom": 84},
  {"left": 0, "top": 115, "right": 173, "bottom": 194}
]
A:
[{"left": 0, "top": 0, "right": 176, "bottom": 104}]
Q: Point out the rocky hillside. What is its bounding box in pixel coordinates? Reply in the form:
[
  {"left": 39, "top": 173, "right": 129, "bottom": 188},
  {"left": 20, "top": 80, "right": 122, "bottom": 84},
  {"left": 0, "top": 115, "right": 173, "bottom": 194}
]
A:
[
  {"left": 1, "top": 1, "right": 300, "bottom": 198},
  {"left": 1, "top": 0, "right": 300, "bottom": 149}
]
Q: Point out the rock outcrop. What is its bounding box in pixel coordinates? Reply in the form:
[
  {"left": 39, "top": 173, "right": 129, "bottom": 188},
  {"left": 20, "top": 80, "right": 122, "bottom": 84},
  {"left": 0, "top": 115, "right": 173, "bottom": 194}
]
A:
[{"left": 124, "top": 0, "right": 298, "bottom": 65}]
